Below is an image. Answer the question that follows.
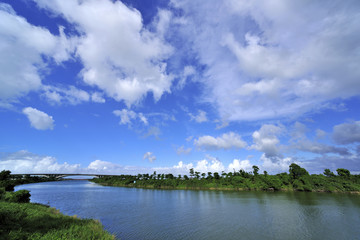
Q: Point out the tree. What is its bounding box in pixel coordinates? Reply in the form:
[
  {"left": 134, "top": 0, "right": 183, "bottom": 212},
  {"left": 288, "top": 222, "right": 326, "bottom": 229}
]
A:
[
  {"left": 323, "top": 169, "right": 335, "bottom": 177},
  {"left": 252, "top": 166, "right": 259, "bottom": 176},
  {"left": 337, "top": 168, "right": 350, "bottom": 178},
  {"left": 189, "top": 168, "right": 194, "bottom": 178},
  {"left": 289, "top": 163, "right": 308, "bottom": 180},
  {"left": 0, "top": 170, "right": 11, "bottom": 181},
  {"left": 213, "top": 172, "right": 220, "bottom": 180}
]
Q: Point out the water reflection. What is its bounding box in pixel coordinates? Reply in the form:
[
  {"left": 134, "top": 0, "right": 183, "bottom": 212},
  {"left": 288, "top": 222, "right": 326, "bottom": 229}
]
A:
[{"left": 16, "top": 181, "right": 360, "bottom": 240}]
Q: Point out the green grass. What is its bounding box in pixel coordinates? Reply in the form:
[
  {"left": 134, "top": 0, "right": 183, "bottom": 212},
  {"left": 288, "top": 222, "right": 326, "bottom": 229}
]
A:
[{"left": 0, "top": 201, "right": 115, "bottom": 240}]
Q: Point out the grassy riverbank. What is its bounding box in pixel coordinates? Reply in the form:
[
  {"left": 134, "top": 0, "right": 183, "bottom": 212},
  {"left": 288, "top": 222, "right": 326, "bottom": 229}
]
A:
[
  {"left": 0, "top": 201, "right": 115, "bottom": 240},
  {"left": 0, "top": 170, "right": 115, "bottom": 240},
  {"left": 91, "top": 164, "right": 360, "bottom": 193}
]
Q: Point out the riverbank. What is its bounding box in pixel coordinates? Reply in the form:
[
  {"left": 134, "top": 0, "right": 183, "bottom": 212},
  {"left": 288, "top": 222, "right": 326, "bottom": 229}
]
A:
[
  {"left": 92, "top": 181, "right": 360, "bottom": 194},
  {"left": 0, "top": 201, "right": 115, "bottom": 240},
  {"left": 0, "top": 170, "right": 115, "bottom": 239},
  {"left": 90, "top": 164, "right": 360, "bottom": 194}
]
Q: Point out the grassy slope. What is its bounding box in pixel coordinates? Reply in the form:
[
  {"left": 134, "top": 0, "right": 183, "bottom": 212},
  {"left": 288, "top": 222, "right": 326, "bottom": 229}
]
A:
[{"left": 0, "top": 201, "right": 115, "bottom": 240}]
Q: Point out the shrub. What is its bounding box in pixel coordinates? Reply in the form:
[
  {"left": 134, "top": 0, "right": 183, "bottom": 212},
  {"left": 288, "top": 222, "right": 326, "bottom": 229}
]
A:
[{"left": 5, "top": 190, "right": 31, "bottom": 203}]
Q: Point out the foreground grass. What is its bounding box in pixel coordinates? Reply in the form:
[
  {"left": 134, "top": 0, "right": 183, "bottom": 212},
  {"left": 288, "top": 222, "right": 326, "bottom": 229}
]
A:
[{"left": 0, "top": 201, "right": 115, "bottom": 240}]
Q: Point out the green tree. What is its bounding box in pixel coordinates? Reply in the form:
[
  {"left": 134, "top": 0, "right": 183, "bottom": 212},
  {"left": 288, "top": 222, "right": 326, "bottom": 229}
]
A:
[
  {"left": 323, "top": 169, "right": 335, "bottom": 177},
  {"left": 0, "top": 170, "right": 11, "bottom": 181},
  {"left": 189, "top": 168, "right": 194, "bottom": 178},
  {"left": 289, "top": 163, "right": 308, "bottom": 180},
  {"left": 252, "top": 166, "right": 259, "bottom": 176},
  {"left": 336, "top": 168, "right": 350, "bottom": 178}
]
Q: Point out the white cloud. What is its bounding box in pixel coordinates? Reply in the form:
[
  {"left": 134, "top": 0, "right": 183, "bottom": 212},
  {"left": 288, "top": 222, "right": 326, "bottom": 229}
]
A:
[
  {"left": 87, "top": 159, "right": 119, "bottom": 171},
  {"left": 177, "top": 65, "right": 196, "bottom": 89},
  {"left": 42, "top": 85, "right": 90, "bottom": 105},
  {"left": 251, "top": 124, "right": 283, "bottom": 157},
  {"left": 194, "top": 132, "right": 247, "bottom": 150},
  {"left": 113, "top": 109, "right": 148, "bottom": 126},
  {"left": 189, "top": 110, "right": 208, "bottom": 123},
  {"left": 260, "top": 154, "right": 292, "bottom": 174},
  {"left": 34, "top": 0, "right": 173, "bottom": 106},
  {"left": 332, "top": 121, "right": 360, "bottom": 145},
  {"left": 186, "top": 136, "right": 193, "bottom": 142},
  {"left": 143, "top": 152, "right": 156, "bottom": 163},
  {"left": 143, "top": 126, "right": 161, "bottom": 139},
  {"left": 22, "top": 107, "right": 54, "bottom": 130},
  {"left": 0, "top": 150, "right": 80, "bottom": 173},
  {"left": 227, "top": 159, "right": 252, "bottom": 172},
  {"left": 315, "top": 129, "right": 326, "bottom": 139},
  {"left": 171, "top": 0, "right": 360, "bottom": 121},
  {"left": 176, "top": 145, "right": 192, "bottom": 155},
  {"left": 91, "top": 92, "right": 105, "bottom": 103},
  {"left": 0, "top": 4, "right": 72, "bottom": 105}
]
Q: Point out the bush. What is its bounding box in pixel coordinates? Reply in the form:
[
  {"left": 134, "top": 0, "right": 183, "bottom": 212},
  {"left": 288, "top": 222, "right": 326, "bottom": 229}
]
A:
[
  {"left": 0, "top": 187, "right": 5, "bottom": 200},
  {"left": 0, "top": 180, "right": 15, "bottom": 191},
  {"left": 5, "top": 190, "right": 31, "bottom": 203}
]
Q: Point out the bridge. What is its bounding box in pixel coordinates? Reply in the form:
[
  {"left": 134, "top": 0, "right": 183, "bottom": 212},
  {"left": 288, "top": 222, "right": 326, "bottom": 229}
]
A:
[{"left": 10, "top": 173, "right": 117, "bottom": 180}]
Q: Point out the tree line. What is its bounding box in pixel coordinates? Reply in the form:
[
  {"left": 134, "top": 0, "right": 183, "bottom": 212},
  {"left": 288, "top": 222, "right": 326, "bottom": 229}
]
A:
[{"left": 91, "top": 164, "right": 360, "bottom": 193}]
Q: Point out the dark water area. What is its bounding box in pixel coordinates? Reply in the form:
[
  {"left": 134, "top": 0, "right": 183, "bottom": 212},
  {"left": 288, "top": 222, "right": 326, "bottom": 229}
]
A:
[{"left": 16, "top": 180, "right": 360, "bottom": 240}]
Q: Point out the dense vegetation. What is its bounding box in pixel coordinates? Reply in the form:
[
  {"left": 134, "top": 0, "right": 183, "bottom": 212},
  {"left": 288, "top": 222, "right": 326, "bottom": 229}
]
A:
[
  {"left": 92, "top": 164, "right": 360, "bottom": 193},
  {"left": 0, "top": 170, "right": 115, "bottom": 240}
]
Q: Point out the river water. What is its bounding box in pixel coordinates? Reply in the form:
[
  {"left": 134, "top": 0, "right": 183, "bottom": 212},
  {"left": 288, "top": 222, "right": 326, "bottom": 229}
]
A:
[{"left": 15, "top": 180, "right": 360, "bottom": 240}]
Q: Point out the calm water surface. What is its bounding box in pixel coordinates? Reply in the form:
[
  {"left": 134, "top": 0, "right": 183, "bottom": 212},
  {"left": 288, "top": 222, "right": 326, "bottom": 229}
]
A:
[{"left": 16, "top": 180, "right": 360, "bottom": 240}]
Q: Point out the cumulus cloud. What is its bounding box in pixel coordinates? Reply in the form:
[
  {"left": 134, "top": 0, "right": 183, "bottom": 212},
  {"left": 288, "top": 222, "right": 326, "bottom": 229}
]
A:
[
  {"left": 260, "top": 154, "right": 292, "bottom": 174},
  {"left": 34, "top": 0, "right": 173, "bottom": 106},
  {"left": 113, "top": 109, "right": 148, "bottom": 126},
  {"left": 22, "top": 107, "right": 54, "bottom": 130},
  {"left": 194, "top": 132, "right": 247, "bottom": 150},
  {"left": 143, "top": 152, "right": 156, "bottom": 163},
  {"left": 227, "top": 159, "right": 252, "bottom": 172},
  {"left": 0, "top": 3, "right": 72, "bottom": 105},
  {"left": 171, "top": 0, "right": 360, "bottom": 121},
  {"left": 0, "top": 150, "right": 80, "bottom": 173},
  {"left": 189, "top": 110, "right": 208, "bottom": 123},
  {"left": 332, "top": 121, "right": 360, "bottom": 145},
  {"left": 251, "top": 124, "right": 283, "bottom": 158}
]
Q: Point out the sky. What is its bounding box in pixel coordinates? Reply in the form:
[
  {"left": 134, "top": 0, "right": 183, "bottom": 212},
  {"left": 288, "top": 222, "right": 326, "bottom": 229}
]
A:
[{"left": 1, "top": 0, "right": 360, "bottom": 175}]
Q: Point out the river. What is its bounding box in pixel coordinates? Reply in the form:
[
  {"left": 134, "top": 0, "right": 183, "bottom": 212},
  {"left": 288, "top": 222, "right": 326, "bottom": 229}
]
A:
[{"left": 15, "top": 180, "right": 360, "bottom": 240}]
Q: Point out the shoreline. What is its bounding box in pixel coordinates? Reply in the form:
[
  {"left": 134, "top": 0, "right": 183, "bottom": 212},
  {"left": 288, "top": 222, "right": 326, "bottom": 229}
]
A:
[{"left": 92, "top": 181, "right": 360, "bottom": 195}]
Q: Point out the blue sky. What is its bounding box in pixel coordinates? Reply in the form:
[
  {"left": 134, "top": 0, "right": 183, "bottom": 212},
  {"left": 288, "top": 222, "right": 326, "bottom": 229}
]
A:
[{"left": 1, "top": 0, "right": 360, "bottom": 175}]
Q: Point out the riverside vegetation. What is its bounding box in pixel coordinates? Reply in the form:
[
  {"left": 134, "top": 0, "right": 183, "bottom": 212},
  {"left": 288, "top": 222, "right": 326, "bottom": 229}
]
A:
[
  {"left": 92, "top": 164, "right": 360, "bottom": 193},
  {"left": 0, "top": 170, "right": 115, "bottom": 240}
]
